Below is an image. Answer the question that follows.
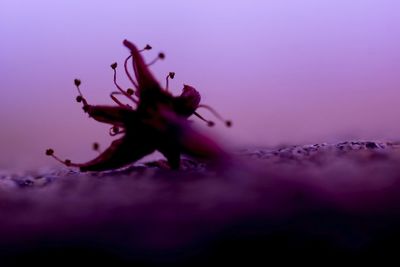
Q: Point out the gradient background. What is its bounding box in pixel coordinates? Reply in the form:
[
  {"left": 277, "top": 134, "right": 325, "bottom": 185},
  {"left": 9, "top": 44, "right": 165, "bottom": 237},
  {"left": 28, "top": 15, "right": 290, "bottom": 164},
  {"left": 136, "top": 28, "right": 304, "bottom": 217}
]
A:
[{"left": 1, "top": 0, "right": 400, "bottom": 170}]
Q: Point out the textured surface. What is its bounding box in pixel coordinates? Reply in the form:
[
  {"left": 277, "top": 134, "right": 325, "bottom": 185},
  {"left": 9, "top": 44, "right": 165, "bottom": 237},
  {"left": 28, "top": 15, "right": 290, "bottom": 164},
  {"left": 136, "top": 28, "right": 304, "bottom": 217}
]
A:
[{"left": 1, "top": 141, "right": 400, "bottom": 265}]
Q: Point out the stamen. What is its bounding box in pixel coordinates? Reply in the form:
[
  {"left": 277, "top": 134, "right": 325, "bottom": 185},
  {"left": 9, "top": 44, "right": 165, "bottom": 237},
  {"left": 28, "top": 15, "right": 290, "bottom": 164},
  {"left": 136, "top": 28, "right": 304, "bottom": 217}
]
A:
[
  {"left": 124, "top": 54, "right": 139, "bottom": 89},
  {"left": 147, "top": 52, "right": 165, "bottom": 66},
  {"left": 165, "top": 72, "right": 175, "bottom": 91},
  {"left": 109, "top": 126, "right": 126, "bottom": 136},
  {"left": 194, "top": 112, "right": 215, "bottom": 127},
  {"left": 74, "top": 78, "right": 89, "bottom": 108},
  {"left": 74, "top": 79, "right": 83, "bottom": 97},
  {"left": 198, "top": 104, "right": 232, "bottom": 127},
  {"left": 110, "top": 92, "right": 124, "bottom": 107},
  {"left": 110, "top": 126, "right": 119, "bottom": 135},
  {"left": 110, "top": 91, "right": 134, "bottom": 107},
  {"left": 111, "top": 62, "right": 138, "bottom": 104},
  {"left": 45, "top": 148, "right": 80, "bottom": 167}
]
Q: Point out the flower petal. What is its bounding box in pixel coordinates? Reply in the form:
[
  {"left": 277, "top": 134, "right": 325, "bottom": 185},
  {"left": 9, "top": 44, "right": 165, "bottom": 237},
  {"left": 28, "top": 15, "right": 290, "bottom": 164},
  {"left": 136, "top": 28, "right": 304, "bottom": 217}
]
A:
[{"left": 123, "top": 39, "right": 161, "bottom": 96}]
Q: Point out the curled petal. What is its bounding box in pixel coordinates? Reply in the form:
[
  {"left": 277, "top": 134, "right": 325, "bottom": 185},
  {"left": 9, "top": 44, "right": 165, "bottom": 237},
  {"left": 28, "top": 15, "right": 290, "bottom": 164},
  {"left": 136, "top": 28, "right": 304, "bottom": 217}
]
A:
[{"left": 173, "top": 85, "right": 201, "bottom": 117}]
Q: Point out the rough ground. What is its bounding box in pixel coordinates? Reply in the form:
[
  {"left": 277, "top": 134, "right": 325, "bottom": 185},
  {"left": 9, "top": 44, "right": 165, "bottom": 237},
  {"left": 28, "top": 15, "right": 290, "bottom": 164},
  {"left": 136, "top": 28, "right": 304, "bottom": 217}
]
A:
[{"left": 1, "top": 141, "right": 400, "bottom": 265}]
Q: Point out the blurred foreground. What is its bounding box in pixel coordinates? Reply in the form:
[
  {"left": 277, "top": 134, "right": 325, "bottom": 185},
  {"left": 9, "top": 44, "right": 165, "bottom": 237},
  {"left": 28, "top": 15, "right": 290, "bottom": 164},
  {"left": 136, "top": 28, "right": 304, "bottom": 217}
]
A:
[{"left": 1, "top": 141, "right": 400, "bottom": 265}]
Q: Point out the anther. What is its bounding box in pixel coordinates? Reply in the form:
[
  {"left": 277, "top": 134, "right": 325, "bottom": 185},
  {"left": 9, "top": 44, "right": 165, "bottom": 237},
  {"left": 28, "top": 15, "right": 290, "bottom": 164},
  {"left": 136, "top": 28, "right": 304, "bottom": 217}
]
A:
[
  {"left": 76, "top": 95, "right": 83, "bottom": 103},
  {"left": 64, "top": 159, "right": 71, "bottom": 166},
  {"left": 126, "top": 88, "right": 134, "bottom": 96},
  {"left": 45, "top": 149, "right": 54, "bottom": 156},
  {"left": 109, "top": 126, "right": 119, "bottom": 136},
  {"left": 169, "top": 72, "right": 175, "bottom": 79},
  {"left": 225, "top": 120, "right": 232, "bottom": 127},
  {"left": 111, "top": 62, "right": 118, "bottom": 69},
  {"left": 74, "top": 79, "right": 81, "bottom": 87},
  {"left": 139, "top": 44, "right": 152, "bottom": 52}
]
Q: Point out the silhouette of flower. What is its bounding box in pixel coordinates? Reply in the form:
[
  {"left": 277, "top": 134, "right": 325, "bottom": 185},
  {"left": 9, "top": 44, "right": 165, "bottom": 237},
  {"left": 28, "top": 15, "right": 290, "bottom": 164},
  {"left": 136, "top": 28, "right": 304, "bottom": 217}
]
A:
[{"left": 47, "top": 40, "right": 231, "bottom": 171}]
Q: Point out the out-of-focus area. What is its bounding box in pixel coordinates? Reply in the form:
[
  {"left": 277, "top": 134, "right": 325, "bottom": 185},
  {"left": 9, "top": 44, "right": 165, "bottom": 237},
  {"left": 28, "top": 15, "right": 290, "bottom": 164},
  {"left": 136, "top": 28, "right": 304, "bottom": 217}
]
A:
[{"left": 1, "top": 0, "right": 400, "bottom": 170}]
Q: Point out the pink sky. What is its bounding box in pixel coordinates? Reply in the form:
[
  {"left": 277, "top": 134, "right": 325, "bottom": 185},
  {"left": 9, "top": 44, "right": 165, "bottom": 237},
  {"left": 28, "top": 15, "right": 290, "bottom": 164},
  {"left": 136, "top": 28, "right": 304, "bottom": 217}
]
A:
[{"left": 1, "top": 0, "right": 400, "bottom": 169}]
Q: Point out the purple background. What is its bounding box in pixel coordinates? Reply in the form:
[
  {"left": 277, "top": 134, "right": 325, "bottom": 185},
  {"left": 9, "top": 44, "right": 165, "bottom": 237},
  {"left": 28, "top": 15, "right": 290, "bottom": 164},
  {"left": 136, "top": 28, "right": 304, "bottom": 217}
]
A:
[{"left": 1, "top": 0, "right": 400, "bottom": 169}]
